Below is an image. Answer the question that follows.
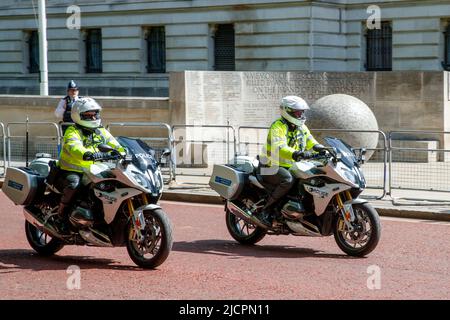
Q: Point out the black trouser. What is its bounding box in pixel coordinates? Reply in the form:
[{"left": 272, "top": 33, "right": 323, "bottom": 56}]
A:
[
  {"left": 260, "top": 166, "right": 295, "bottom": 208},
  {"left": 57, "top": 170, "right": 82, "bottom": 208}
]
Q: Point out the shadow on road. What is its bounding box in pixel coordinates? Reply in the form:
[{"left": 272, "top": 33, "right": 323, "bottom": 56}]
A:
[
  {"left": 0, "top": 249, "right": 143, "bottom": 272},
  {"left": 173, "top": 239, "right": 360, "bottom": 260}
]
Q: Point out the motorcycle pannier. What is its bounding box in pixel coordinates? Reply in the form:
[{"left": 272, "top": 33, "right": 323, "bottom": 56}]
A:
[
  {"left": 209, "top": 164, "right": 246, "bottom": 200},
  {"left": 1, "top": 167, "right": 43, "bottom": 205}
]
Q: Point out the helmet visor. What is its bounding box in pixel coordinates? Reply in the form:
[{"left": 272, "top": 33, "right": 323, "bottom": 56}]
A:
[
  {"left": 80, "top": 110, "right": 100, "bottom": 121},
  {"left": 286, "top": 107, "right": 305, "bottom": 120}
]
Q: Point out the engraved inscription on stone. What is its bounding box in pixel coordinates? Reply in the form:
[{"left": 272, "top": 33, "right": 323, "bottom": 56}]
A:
[{"left": 184, "top": 71, "right": 374, "bottom": 127}]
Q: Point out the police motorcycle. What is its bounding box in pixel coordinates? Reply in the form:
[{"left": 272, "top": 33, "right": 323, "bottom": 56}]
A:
[
  {"left": 2, "top": 137, "right": 173, "bottom": 269},
  {"left": 209, "top": 137, "right": 381, "bottom": 257}
]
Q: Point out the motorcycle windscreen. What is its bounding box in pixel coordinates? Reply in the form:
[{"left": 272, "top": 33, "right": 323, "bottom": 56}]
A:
[
  {"left": 323, "top": 136, "right": 358, "bottom": 168},
  {"left": 116, "top": 136, "right": 158, "bottom": 172}
]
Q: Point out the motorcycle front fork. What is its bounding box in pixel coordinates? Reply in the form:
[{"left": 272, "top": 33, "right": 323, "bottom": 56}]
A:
[
  {"left": 127, "top": 194, "right": 149, "bottom": 241},
  {"left": 335, "top": 191, "right": 356, "bottom": 232}
]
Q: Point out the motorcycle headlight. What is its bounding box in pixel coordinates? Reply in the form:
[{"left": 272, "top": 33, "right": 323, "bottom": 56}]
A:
[
  {"left": 149, "top": 169, "right": 163, "bottom": 190},
  {"left": 344, "top": 167, "right": 366, "bottom": 188},
  {"left": 343, "top": 170, "right": 357, "bottom": 184},
  {"left": 132, "top": 172, "right": 151, "bottom": 190}
]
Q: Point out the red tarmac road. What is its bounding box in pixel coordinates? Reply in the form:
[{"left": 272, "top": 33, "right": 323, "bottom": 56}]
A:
[{"left": 0, "top": 191, "right": 449, "bottom": 300}]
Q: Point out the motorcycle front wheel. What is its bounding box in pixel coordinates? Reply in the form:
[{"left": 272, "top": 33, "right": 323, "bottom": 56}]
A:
[
  {"left": 225, "top": 208, "right": 266, "bottom": 245},
  {"left": 25, "top": 221, "right": 65, "bottom": 256},
  {"left": 334, "top": 202, "right": 381, "bottom": 257},
  {"left": 126, "top": 208, "right": 173, "bottom": 269}
]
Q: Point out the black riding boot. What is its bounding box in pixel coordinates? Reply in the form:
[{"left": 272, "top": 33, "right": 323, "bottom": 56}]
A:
[
  {"left": 256, "top": 196, "right": 278, "bottom": 227},
  {"left": 55, "top": 187, "right": 78, "bottom": 235}
]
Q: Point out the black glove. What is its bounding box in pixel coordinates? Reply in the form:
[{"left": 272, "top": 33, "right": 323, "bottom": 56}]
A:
[
  {"left": 110, "top": 149, "right": 123, "bottom": 158},
  {"left": 313, "top": 144, "right": 325, "bottom": 151},
  {"left": 313, "top": 144, "right": 328, "bottom": 156},
  {"left": 83, "top": 151, "right": 108, "bottom": 161},
  {"left": 292, "top": 151, "right": 313, "bottom": 161}
]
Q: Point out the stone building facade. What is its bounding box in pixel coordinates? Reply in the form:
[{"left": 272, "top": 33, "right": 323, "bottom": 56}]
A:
[{"left": 1, "top": 0, "right": 450, "bottom": 96}]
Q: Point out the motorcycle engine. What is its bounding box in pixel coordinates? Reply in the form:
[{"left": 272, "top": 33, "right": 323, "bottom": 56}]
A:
[
  {"left": 281, "top": 200, "right": 306, "bottom": 220},
  {"left": 69, "top": 206, "right": 94, "bottom": 228}
]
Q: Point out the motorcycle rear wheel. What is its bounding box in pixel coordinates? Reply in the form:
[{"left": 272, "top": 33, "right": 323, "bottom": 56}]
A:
[
  {"left": 25, "top": 221, "right": 65, "bottom": 256},
  {"left": 126, "top": 208, "right": 173, "bottom": 269},
  {"left": 334, "top": 202, "right": 381, "bottom": 257},
  {"left": 225, "top": 208, "right": 266, "bottom": 245}
]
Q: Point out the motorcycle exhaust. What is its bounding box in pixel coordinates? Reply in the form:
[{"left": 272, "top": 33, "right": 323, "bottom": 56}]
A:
[
  {"left": 286, "top": 220, "right": 322, "bottom": 237},
  {"left": 79, "top": 229, "right": 113, "bottom": 247},
  {"left": 23, "top": 207, "right": 65, "bottom": 240},
  {"left": 227, "top": 201, "right": 270, "bottom": 230}
]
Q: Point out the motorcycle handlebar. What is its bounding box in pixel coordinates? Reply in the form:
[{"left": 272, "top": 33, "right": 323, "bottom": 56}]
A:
[
  {"left": 92, "top": 152, "right": 125, "bottom": 162},
  {"left": 302, "top": 149, "right": 337, "bottom": 161}
]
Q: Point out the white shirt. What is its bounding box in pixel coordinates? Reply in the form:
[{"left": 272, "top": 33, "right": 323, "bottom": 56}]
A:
[{"left": 54, "top": 96, "right": 79, "bottom": 120}]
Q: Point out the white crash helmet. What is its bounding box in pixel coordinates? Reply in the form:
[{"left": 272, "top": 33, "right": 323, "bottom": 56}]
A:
[
  {"left": 71, "top": 97, "right": 102, "bottom": 129},
  {"left": 280, "top": 95, "right": 310, "bottom": 127}
]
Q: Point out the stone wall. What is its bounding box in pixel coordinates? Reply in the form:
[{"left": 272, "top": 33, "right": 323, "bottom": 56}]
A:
[
  {"left": 3, "top": 0, "right": 450, "bottom": 96},
  {"left": 170, "top": 70, "right": 450, "bottom": 163},
  {"left": 0, "top": 95, "right": 169, "bottom": 137}
]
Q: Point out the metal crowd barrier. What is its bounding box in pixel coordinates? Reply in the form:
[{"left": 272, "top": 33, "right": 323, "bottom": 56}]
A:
[
  {"left": 238, "top": 126, "right": 389, "bottom": 200},
  {"left": 3, "top": 118, "right": 450, "bottom": 205},
  {"left": 172, "top": 124, "right": 237, "bottom": 178},
  {"left": 107, "top": 122, "right": 176, "bottom": 182},
  {"left": 388, "top": 130, "right": 450, "bottom": 204},
  {"left": 311, "top": 128, "right": 388, "bottom": 200},
  {"left": 6, "top": 121, "right": 61, "bottom": 167},
  {"left": 0, "top": 122, "right": 6, "bottom": 177}
]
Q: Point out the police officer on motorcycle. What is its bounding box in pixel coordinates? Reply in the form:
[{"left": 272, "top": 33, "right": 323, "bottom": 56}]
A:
[
  {"left": 258, "top": 96, "right": 326, "bottom": 227},
  {"left": 54, "top": 80, "right": 81, "bottom": 134},
  {"left": 55, "top": 97, "right": 125, "bottom": 233}
]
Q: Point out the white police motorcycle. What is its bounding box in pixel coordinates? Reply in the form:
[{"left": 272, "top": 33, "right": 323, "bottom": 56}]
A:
[
  {"left": 2, "top": 137, "right": 173, "bottom": 269},
  {"left": 210, "top": 137, "right": 381, "bottom": 257}
]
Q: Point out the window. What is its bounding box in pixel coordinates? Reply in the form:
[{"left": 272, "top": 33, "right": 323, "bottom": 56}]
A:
[
  {"left": 366, "top": 21, "right": 392, "bottom": 71},
  {"left": 444, "top": 23, "right": 450, "bottom": 70},
  {"left": 214, "top": 24, "right": 235, "bottom": 71},
  {"left": 85, "top": 29, "right": 102, "bottom": 73},
  {"left": 27, "top": 30, "right": 39, "bottom": 73},
  {"left": 146, "top": 26, "right": 166, "bottom": 73}
]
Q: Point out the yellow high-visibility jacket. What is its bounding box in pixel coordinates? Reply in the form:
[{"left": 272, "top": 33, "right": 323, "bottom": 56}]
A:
[
  {"left": 261, "top": 118, "right": 318, "bottom": 168},
  {"left": 58, "top": 125, "right": 125, "bottom": 173}
]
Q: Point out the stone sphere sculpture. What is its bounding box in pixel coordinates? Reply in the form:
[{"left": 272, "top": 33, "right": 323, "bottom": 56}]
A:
[{"left": 307, "top": 94, "right": 379, "bottom": 160}]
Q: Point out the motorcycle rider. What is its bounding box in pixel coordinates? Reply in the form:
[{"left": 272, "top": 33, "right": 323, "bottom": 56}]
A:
[
  {"left": 54, "top": 80, "right": 81, "bottom": 135},
  {"left": 55, "top": 97, "right": 125, "bottom": 233},
  {"left": 258, "top": 95, "right": 325, "bottom": 227}
]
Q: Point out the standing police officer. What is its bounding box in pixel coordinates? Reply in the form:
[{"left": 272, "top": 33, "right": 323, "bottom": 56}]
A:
[{"left": 55, "top": 80, "right": 81, "bottom": 134}]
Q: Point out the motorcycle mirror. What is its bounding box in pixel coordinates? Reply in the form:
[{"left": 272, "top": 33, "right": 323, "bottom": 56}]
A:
[
  {"left": 98, "top": 144, "right": 114, "bottom": 153},
  {"left": 158, "top": 148, "right": 171, "bottom": 166},
  {"left": 358, "top": 148, "right": 366, "bottom": 165},
  {"left": 161, "top": 148, "right": 171, "bottom": 157}
]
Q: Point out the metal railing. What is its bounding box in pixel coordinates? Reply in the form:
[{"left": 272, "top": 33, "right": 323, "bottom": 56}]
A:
[
  {"left": 6, "top": 121, "right": 61, "bottom": 167},
  {"left": 107, "top": 122, "right": 176, "bottom": 182},
  {"left": 172, "top": 124, "right": 237, "bottom": 178},
  {"left": 1, "top": 118, "right": 449, "bottom": 205},
  {"left": 0, "top": 122, "right": 6, "bottom": 177},
  {"left": 311, "top": 128, "right": 389, "bottom": 200},
  {"left": 388, "top": 130, "right": 450, "bottom": 204}
]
